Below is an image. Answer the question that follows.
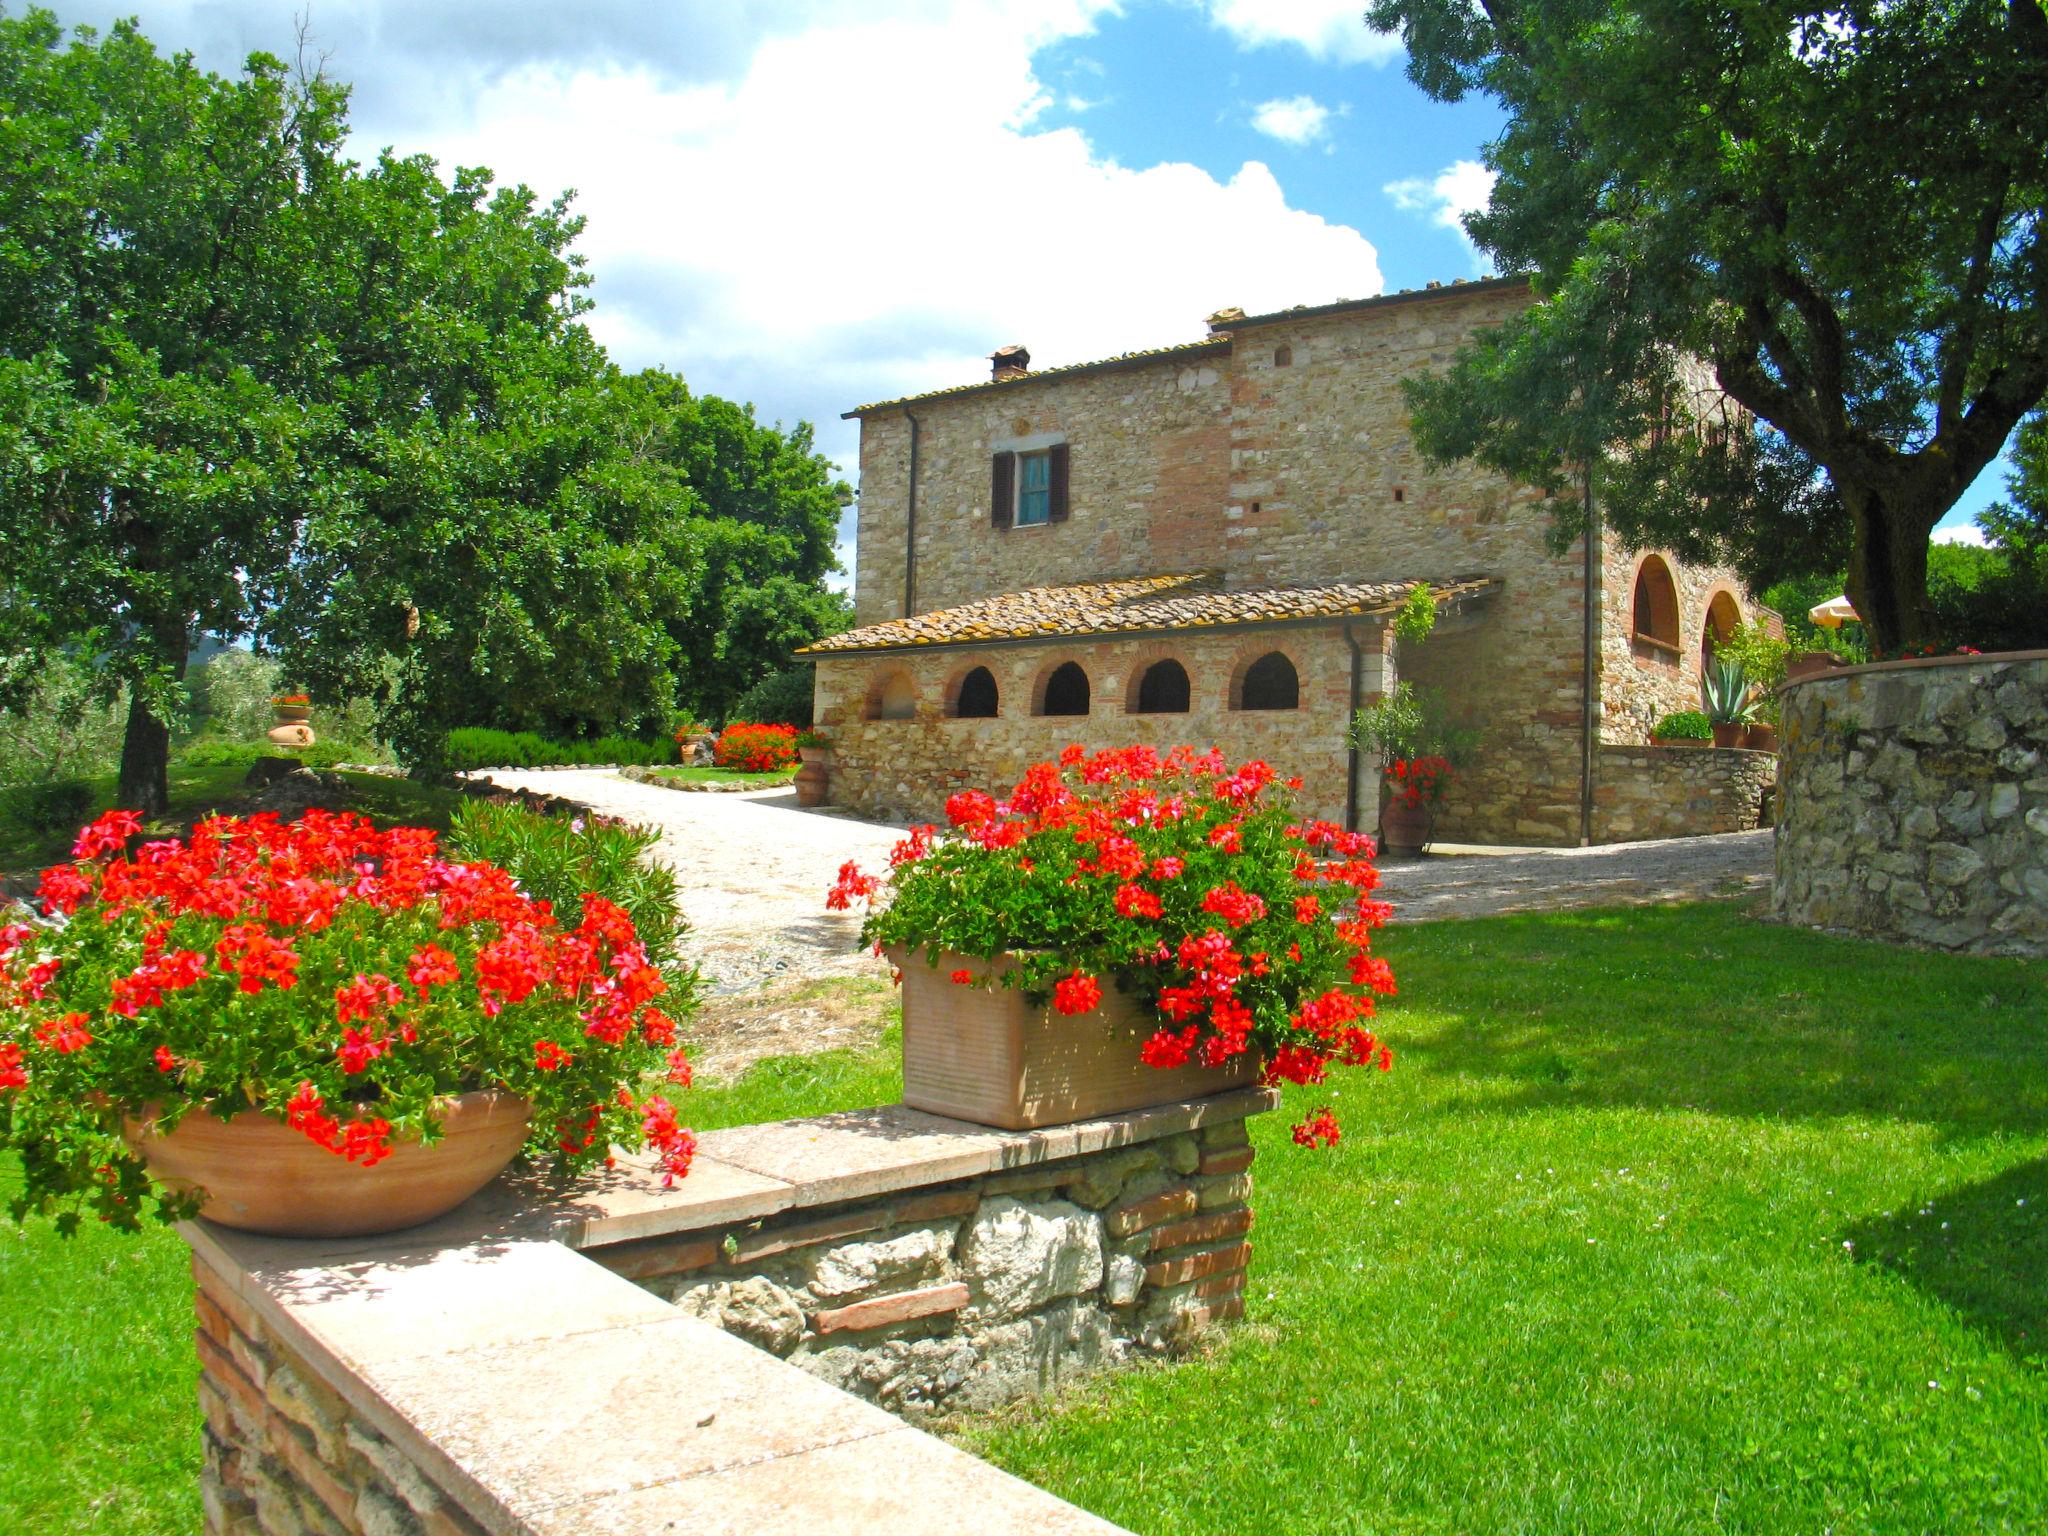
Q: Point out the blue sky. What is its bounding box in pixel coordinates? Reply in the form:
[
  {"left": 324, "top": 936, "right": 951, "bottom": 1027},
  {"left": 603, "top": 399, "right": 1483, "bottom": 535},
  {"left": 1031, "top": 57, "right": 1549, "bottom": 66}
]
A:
[{"left": 44, "top": 0, "right": 2017, "bottom": 558}]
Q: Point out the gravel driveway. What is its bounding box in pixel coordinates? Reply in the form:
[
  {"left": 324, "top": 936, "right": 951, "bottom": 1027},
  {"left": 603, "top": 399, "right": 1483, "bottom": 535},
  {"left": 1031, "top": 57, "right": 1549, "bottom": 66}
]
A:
[{"left": 479, "top": 769, "right": 1774, "bottom": 983}]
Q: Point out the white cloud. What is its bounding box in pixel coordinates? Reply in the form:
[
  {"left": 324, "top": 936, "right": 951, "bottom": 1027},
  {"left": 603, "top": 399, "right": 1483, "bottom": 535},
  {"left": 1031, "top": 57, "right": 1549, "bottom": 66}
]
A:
[
  {"left": 1201, "top": 0, "right": 1404, "bottom": 65},
  {"left": 1932, "top": 522, "right": 1990, "bottom": 546},
  {"left": 1384, "top": 158, "right": 1498, "bottom": 272},
  {"left": 1251, "top": 95, "right": 1338, "bottom": 146}
]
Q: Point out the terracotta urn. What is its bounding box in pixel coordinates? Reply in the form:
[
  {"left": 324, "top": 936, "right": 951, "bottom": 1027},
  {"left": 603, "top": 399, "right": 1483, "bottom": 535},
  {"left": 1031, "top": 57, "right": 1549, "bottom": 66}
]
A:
[
  {"left": 1744, "top": 721, "right": 1779, "bottom": 752},
  {"left": 890, "top": 949, "right": 1257, "bottom": 1130},
  {"left": 793, "top": 747, "right": 832, "bottom": 808},
  {"left": 1378, "top": 795, "right": 1433, "bottom": 855},
  {"left": 272, "top": 700, "right": 312, "bottom": 724},
  {"left": 1785, "top": 651, "right": 1845, "bottom": 683},
  {"left": 123, "top": 1090, "right": 530, "bottom": 1238},
  {"left": 1710, "top": 721, "right": 1745, "bottom": 749}
]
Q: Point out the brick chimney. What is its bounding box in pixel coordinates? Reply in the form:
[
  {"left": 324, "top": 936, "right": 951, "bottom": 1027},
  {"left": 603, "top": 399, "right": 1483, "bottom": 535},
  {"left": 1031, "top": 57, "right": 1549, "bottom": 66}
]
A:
[{"left": 990, "top": 345, "right": 1031, "bottom": 380}]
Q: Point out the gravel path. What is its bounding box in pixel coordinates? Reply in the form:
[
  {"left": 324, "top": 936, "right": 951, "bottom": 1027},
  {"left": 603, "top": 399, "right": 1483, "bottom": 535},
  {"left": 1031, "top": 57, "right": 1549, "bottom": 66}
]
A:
[{"left": 479, "top": 769, "right": 1774, "bottom": 980}]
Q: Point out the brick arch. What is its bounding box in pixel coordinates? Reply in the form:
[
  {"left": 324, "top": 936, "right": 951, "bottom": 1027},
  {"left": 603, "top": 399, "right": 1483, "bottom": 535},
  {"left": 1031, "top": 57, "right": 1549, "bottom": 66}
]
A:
[
  {"left": 943, "top": 661, "right": 1001, "bottom": 719},
  {"left": 862, "top": 666, "right": 918, "bottom": 722},
  {"left": 1628, "top": 552, "right": 1682, "bottom": 663},
  {"left": 1228, "top": 639, "right": 1308, "bottom": 711},
  {"left": 1700, "top": 583, "right": 1743, "bottom": 663},
  {"left": 1031, "top": 656, "right": 1092, "bottom": 717}
]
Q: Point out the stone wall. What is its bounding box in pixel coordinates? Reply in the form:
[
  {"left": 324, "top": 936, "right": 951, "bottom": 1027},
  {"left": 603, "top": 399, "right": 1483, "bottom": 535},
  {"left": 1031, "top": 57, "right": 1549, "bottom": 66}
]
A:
[
  {"left": 599, "top": 1118, "right": 1257, "bottom": 1418},
  {"left": 1591, "top": 743, "right": 1776, "bottom": 843},
  {"left": 192, "top": 1253, "right": 487, "bottom": 1536},
  {"left": 1774, "top": 652, "right": 2048, "bottom": 955}
]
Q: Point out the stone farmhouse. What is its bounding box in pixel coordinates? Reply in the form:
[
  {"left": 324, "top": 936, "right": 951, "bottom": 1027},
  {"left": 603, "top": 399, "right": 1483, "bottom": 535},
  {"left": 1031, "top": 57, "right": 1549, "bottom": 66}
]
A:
[{"left": 803, "top": 276, "right": 1776, "bottom": 845}]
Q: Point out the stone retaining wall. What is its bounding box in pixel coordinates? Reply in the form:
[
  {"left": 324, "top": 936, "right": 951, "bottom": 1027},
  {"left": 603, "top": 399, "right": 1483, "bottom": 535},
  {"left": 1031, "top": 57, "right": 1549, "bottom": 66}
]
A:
[
  {"left": 598, "top": 1119, "right": 1255, "bottom": 1417},
  {"left": 1591, "top": 743, "right": 1776, "bottom": 843},
  {"left": 1774, "top": 651, "right": 2048, "bottom": 955}
]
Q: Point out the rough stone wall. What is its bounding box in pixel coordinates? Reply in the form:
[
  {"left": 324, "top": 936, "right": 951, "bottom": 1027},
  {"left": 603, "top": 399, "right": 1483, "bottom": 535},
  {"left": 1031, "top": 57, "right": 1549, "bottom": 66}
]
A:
[
  {"left": 1774, "top": 654, "right": 2048, "bottom": 955},
  {"left": 595, "top": 1121, "right": 1257, "bottom": 1419},
  {"left": 1591, "top": 744, "right": 1776, "bottom": 843},
  {"left": 813, "top": 625, "right": 1360, "bottom": 827},
  {"left": 192, "top": 1254, "right": 486, "bottom": 1536},
  {"left": 1599, "top": 532, "right": 1755, "bottom": 746}
]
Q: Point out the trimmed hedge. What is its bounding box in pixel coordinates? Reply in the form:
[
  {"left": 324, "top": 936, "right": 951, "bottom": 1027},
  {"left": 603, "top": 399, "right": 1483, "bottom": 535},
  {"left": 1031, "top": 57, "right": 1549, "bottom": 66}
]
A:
[{"left": 442, "top": 728, "right": 673, "bottom": 771}]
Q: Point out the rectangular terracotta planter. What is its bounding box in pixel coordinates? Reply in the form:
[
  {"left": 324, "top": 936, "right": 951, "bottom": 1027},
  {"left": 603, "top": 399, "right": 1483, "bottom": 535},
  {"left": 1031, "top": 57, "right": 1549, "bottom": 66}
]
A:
[{"left": 891, "top": 948, "right": 1259, "bottom": 1130}]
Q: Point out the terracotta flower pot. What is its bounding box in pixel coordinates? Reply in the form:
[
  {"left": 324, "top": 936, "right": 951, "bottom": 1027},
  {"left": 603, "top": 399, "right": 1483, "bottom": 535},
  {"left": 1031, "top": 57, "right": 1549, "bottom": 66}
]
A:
[
  {"left": 891, "top": 950, "right": 1257, "bottom": 1130},
  {"left": 1710, "top": 721, "right": 1744, "bottom": 749},
  {"left": 794, "top": 749, "right": 832, "bottom": 808},
  {"left": 1378, "top": 795, "right": 1433, "bottom": 854},
  {"left": 123, "top": 1090, "right": 530, "bottom": 1238},
  {"left": 1744, "top": 721, "right": 1778, "bottom": 752},
  {"left": 272, "top": 702, "right": 311, "bottom": 724}
]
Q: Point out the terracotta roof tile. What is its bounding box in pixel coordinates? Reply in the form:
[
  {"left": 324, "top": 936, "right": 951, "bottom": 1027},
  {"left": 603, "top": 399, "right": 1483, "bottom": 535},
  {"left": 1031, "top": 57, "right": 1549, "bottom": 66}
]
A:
[{"left": 798, "top": 572, "right": 1501, "bottom": 655}]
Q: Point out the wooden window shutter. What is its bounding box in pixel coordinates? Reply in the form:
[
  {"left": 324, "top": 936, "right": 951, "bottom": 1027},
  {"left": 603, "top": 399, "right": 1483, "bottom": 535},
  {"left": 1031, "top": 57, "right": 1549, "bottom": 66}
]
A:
[
  {"left": 1048, "top": 442, "right": 1070, "bottom": 522},
  {"left": 991, "top": 452, "right": 1015, "bottom": 530}
]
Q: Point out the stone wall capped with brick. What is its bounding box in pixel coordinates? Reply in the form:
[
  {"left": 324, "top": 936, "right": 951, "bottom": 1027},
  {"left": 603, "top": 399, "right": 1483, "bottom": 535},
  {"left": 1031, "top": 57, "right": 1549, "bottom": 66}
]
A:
[
  {"left": 600, "top": 1120, "right": 1259, "bottom": 1418},
  {"left": 1591, "top": 743, "right": 1776, "bottom": 843},
  {"left": 1774, "top": 652, "right": 2048, "bottom": 955}
]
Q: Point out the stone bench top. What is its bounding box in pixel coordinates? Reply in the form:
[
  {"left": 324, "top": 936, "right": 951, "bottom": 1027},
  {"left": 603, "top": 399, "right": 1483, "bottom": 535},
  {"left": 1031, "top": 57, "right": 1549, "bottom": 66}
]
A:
[{"left": 189, "top": 1088, "right": 1275, "bottom": 1535}]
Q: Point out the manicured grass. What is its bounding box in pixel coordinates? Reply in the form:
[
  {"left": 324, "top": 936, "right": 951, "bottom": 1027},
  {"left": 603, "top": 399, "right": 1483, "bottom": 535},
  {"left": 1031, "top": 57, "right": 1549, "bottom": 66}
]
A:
[
  {"left": 644, "top": 764, "right": 799, "bottom": 788},
  {"left": 3, "top": 903, "right": 2044, "bottom": 1533}
]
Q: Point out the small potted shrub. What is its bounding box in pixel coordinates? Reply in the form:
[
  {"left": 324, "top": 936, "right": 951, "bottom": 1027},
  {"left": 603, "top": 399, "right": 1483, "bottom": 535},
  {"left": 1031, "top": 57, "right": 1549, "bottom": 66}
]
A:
[
  {"left": 1380, "top": 754, "right": 1453, "bottom": 852},
  {"left": 793, "top": 729, "right": 833, "bottom": 807},
  {"left": 713, "top": 721, "right": 800, "bottom": 774},
  {"left": 1350, "top": 683, "right": 1479, "bottom": 854},
  {"left": 1701, "top": 656, "right": 1755, "bottom": 747},
  {"left": 671, "top": 714, "right": 713, "bottom": 766},
  {"left": 0, "top": 810, "right": 696, "bottom": 1238},
  {"left": 828, "top": 745, "right": 1396, "bottom": 1147},
  {"left": 1650, "top": 710, "right": 1712, "bottom": 747}
]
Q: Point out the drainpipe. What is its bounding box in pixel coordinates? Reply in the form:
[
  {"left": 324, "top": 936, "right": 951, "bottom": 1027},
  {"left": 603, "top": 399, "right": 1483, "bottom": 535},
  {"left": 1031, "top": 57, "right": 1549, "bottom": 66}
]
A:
[
  {"left": 1344, "top": 623, "right": 1366, "bottom": 833},
  {"left": 902, "top": 409, "right": 921, "bottom": 619},
  {"left": 1580, "top": 472, "right": 1599, "bottom": 846}
]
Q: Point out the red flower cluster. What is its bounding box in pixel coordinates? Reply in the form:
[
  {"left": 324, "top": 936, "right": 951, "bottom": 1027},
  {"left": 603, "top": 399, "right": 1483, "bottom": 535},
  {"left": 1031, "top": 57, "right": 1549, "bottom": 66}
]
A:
[
  {"left": 835, "top": 745, "right": 1398, "bottom": 1145},
  {"left": 714, "top": 721, "right": 801, "bottom": 774},
  {"left": 0, "top": 808, "right": 696, "bottom": 1230},
  {"left": 1384, "top": 755, "right": 1453, "bottom": 810}
]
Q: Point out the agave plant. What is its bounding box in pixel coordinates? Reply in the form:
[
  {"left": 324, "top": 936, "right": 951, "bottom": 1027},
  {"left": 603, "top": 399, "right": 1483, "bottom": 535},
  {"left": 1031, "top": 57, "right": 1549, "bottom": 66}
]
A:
[{"left": 1700, "top": 655, "right": 1755, "bottom": 725}]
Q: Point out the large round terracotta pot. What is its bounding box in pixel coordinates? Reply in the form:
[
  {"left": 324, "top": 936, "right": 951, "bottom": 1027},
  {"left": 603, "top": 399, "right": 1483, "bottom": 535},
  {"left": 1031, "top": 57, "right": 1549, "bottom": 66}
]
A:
[
  {"left": 123, "top": 1090, "right": 530, "bottom": 1238},
  {"left": 1744, "top": 721, "right": 1779, "bottom": 752},
  {"left": 1710, "top": 720, "right": 1745, "bottom": 748},
  {"left": 272, "top": 701, "right": 312, "bottom": 724},
  {"left": 793, "top": 749, "right": 832, "bottom": 808},
  {"left": 1379, "top": 795, "right": 1433, "bottom": 854}
]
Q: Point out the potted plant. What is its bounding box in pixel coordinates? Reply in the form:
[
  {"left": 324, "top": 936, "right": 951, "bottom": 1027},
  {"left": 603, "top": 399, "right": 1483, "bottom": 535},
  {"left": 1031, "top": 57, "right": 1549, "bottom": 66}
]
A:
[
  {"left": 1349, "top": 682, "right": 1480, "bottom": 854},
  {"left": 671, "top": 714, "right": 713, "bottom": 765},
  {"left": 793, "top": 729, "right": 833, "bottom": 808},
  {"left": 0, "top": 809, "right": 696, "bottom": 1238},
  {"left": 1650, "top": 710, "right": 1712, "bottom": 747},
  {"left": 270, "top": 693, "right": 312, "bottom": 725},
  {"left": 1380, "top": 755, "right": 1453, "bottom": 853},
  {"left": 1701, "top": 656, "right": 1755, "bottom": 747},
  {"left": 827, "top": 745, "right": 1397, "bottom": 1148}
]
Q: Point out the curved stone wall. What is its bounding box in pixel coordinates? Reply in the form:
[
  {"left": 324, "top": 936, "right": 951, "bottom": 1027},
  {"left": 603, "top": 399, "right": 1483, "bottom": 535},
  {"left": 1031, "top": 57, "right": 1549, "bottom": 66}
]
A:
[{"left": 1774, "top": 651, "right": 2048, "bottom": 955}]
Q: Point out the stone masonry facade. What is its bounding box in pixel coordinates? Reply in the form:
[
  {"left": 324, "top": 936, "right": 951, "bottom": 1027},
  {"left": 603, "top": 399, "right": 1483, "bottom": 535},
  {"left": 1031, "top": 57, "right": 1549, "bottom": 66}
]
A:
[
  {"left": 596, "top": 1119, "right": 1258, "bottom": 1419},
  {"left": 828, "top": 279, "right": 1762, "bottom": 846},
  {"left": 192, "top": 1253, "right": 486, "bottom": 1536},
  {"left": 1775, "top": 652, "right": 2048, "bottom": 956}
]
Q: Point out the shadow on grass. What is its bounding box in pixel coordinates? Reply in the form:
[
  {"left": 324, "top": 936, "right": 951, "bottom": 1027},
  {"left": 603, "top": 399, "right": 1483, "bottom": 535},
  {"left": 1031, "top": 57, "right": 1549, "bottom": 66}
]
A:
[
  {"left": 1378, "top": 902, "right": 2048, "bottom": 1143},
  {"left": 1845, "top": 1158, "right": 2048, "bottom": 1368}
]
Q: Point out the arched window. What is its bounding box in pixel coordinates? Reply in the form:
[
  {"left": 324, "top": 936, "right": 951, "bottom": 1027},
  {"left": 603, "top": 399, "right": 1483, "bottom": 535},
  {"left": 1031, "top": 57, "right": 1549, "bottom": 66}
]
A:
[
  {"left": 1631, "top": 556, "right": 1680, "bottom": 656},
  {"left": 1038, "top": 661, "right": 1090, "bottom": 717},
  {"left": 1238, "top": 651, "right": 1299, "bottom": 711},
  {"left": 1274, "top": 344, "right": 1293, "bottom": 368},
  {"left": 864, "top": 669, "right": 917, "bottom": 721},
  {"left": 1133, "top": 659, "right": 1191, "bottom": 714},
  {"left": 1702, "top": 591, "right": 1740, "bottom": 662},
  {"left": 952, "top": 666, "right": 999, "bottom": 719}
]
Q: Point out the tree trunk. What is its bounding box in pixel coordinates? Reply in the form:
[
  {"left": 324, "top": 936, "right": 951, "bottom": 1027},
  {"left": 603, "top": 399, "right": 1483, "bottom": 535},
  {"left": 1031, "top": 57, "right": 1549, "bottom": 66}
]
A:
[
  {"left": 1840, "top": 482, "right": 1940, "bottom": 655},
  {"left": 115, "top": 634, "right": 188, "bottom": 817}
]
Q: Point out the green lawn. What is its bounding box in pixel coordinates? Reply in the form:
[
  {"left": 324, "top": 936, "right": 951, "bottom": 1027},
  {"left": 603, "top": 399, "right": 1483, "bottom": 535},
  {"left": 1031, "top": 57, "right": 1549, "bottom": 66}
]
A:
[
  {"left": 3, "top": 903, "right": 2044, "bottom": 1533},
  {"left": 643, "top": 764, "right": 799, "bottom": 788}
]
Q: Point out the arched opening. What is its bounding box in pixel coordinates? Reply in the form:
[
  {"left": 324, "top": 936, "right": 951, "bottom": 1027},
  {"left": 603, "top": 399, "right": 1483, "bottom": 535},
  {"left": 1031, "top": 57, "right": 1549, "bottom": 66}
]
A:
[
  {"left": 1631, "top": 556, "right": 1680, "bottom": 657},
  {"left": 952, "top": 665, "right": 999, "bottom": 719},
  {"left": 1702, "top": 590, "right": 1740, "bottom": 662},
  {"left": 1132, "top": 659, "right": 1191, "bottom": 714},
  {"left": 1273, "top": 344, "right": 1293, "bottom": 368},
  {"left": 864, "top": 669, "right": 917, "bottom": 721},
  {"left": 1238, "top": 651, "right": 1299, "bottom": 711},
  {"left": 1038, "top": 661, "right": 1090, "bottom": 717}
]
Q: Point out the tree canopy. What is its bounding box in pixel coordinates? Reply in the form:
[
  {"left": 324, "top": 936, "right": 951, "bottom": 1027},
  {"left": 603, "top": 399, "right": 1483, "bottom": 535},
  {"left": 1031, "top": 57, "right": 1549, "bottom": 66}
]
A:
[
  {"left": 0, "top": 9, "right": 847, "bottom": 808},
  {"left": 1366, "top": 0, "right": 2048, "bottom": 652}
]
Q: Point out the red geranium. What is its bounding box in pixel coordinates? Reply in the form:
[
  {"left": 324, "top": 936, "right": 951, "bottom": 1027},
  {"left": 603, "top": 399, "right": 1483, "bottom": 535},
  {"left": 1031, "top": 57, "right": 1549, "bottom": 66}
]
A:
[
  {"left": 1384, "top": 755, "right": 1453, "bottom": 810},
  {"left": 714, "top": 721, "right": 801, "bottom": 774}
]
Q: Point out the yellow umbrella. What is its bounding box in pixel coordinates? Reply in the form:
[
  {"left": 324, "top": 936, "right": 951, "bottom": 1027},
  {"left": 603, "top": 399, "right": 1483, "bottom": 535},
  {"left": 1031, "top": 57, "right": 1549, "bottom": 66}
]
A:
[{"left": 1808, "top": 594, "right": 1859, "bottom": 629}]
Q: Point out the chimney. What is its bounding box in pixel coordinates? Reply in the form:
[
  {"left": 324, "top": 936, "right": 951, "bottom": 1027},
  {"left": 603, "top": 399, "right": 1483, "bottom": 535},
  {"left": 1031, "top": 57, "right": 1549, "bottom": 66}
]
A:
[
  {"left": 990, "top": 344, "right": 1031, "bottom": 380},
  {"left": 1206, "top": 306, "right": 1246, "bottom": 333}
]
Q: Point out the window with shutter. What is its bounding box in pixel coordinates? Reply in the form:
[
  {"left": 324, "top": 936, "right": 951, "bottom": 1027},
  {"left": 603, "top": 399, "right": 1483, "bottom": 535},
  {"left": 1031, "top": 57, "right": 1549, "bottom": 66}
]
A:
[
  {"left": 990, "top": 442, "right": 1069, "bottom": 530},
  {"left": 1016, "top": 451, "right": 1052, "bottom": 526}
]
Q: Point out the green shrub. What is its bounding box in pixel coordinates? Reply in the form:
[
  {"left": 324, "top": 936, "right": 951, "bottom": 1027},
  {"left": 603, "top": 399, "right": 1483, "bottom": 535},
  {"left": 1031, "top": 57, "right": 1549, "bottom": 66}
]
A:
[
  {"left": 176, "top": 738, "right": 267, "bottom": 771},
  {"left": 0, "top": 779, "right": 95, "bottom": 834},
  {"left": 442, "top": 728, "right": 672, "bottom": 772},
  {"left": 726, "top": 665, "right": 815, "bottom": 729},
  {"left": 443, "top": 799, "right": 695, "bottom": 982},
  {"left": 1652, "top": 710, "right": 1712, "bottom": 741},
  {"left": 0, "top": 656, "right": 126, "bottom": 786}
]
